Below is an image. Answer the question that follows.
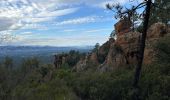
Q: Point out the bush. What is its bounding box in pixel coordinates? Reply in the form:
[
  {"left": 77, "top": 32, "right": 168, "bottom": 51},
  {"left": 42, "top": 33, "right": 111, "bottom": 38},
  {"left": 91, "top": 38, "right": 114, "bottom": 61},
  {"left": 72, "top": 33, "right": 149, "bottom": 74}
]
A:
[
  {"left": 155, "top": 36, "right": 170, "bottom": 64},
  {"left": 12, "top": 78, "right": 78, "bottom": 100},
  {"left": 68, "top": 70, "right": 133, "bottom": 100}
]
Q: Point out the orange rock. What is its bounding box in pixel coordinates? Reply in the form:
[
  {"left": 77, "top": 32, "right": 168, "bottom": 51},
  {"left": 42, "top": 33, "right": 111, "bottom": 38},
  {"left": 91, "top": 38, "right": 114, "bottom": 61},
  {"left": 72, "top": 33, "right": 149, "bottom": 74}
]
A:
[
  {"left": 73, "top": 22, "right": 170, "bottom": 72},
  {"left": 115, "top": 17, "right": 132, "bottom": 35}
]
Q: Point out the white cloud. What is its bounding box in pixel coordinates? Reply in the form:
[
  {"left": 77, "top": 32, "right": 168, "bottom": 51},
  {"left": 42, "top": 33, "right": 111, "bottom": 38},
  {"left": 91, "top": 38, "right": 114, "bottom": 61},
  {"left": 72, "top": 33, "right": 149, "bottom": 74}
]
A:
[
  {"left": 14, "top": 31, "right": 42, "bottom": 43},
  {"left": 21, "top": 23, "right": 48, "bottom": 30},
  {"left": 10, "top": 22, "right": 24, "bottom": 30},
  {"left": 23, "top": 17, "right": 54, "bottom": 23},
  {"left": 36, "top": 8, "right": 78, "bottom": 18},
  {"left": 11, "top": 34, "right": 108, "bottom": 46},
  {"left": 0, "top": 17, "right": 18, "bottom": 31},
  {"left": 19, "top": 32, "right": 33, "bottom": 35},
  {"left": 56, "top": 16, "right": 109, "bottom": 26},
  {"left": 0, "top": 0, "right": 135, "bottom": 32},
  {"left": 0, "top": 31, "right": 16, "bottom": 44},
  {"left": 63, "top": 29, "right": 77, "bottom": 32},
  {"left": 85, "top": 29, "right": 111, "bottom": 33},
  {"left": 0, "top": 0, "right": 138, "bottom": 46},
  {"left": 8, "top": 27, "right": 110, "bottom": 46},
  {"left": 0, "top": 0, "right": 79, "bottom": 32},
  {"left": 50, "top": 0, "right": 130, "bottom": 7}
]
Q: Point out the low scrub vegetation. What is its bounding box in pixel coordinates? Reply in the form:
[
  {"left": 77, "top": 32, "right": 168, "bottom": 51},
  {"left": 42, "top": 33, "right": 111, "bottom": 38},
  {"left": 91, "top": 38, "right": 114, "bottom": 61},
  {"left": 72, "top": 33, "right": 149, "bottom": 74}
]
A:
[{"left": 0, "top": 37, "right": 170, "bottom": 100}]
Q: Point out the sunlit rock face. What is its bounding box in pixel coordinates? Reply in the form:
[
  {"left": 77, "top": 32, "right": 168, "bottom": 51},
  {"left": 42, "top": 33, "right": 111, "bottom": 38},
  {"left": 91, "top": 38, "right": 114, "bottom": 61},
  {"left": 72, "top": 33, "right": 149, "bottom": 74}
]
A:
[
  {"left": 144, "top": 22, "right": 170, "bottom": 64},
  {"left": 98, "top": 22, "right": 170, "bottom": 71},
  {"left": 55, "top": 22, "right": 170, "bottom": 72},
  {"left": 147, "top": 22, "right": 168, "bottom": 39},
  {"left": 106, "top": 22, "right": 168, "bottom": 71},
  {"left": 114, "top": 17, "right": 132, "bottom": 36}
]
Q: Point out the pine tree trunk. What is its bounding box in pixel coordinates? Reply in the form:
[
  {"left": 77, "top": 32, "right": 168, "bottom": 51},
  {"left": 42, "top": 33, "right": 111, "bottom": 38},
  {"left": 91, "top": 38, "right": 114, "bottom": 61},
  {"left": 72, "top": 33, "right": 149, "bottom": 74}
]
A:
[{"left": 133, "top": 0, "right": 152, "bottom": 88}]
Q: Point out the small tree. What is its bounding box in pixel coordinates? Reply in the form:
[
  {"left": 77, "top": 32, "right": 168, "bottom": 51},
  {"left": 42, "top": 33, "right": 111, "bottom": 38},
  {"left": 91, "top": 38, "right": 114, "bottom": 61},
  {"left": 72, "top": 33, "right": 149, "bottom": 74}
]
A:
[
  {"left": 150, "top": 0, "right": 170, "bottom": 25},
  {"left": 110, "top": 30, "right": 116, "bottom": 39},
  {"left": 106, "top": 3, "right": 143, "bottom": 31},
  {"left": 92, "top": 43, "right": 100, "bottom": 52}
]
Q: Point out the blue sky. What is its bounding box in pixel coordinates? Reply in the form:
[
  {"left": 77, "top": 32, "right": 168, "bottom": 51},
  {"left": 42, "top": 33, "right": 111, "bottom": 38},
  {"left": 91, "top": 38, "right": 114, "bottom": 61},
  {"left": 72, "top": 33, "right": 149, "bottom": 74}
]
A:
[{"left": 0, "top": 0, "right": 142, "bottom": 46}]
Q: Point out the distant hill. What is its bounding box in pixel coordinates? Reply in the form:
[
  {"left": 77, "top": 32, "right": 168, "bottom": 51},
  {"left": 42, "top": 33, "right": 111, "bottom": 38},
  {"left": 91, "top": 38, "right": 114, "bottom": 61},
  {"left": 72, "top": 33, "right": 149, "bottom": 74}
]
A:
[{"left": 0, "top": 46, "right": 93, "bottom": 67}]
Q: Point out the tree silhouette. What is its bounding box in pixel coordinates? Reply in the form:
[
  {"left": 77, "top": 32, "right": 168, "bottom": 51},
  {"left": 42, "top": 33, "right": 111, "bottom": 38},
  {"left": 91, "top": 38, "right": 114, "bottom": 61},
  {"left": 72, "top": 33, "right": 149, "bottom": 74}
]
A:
[
  {"left": 133, "top": 0, "right": 152, "bottom": 88},
  {"left": 150, "top": 0, "right": 170, "bottom": 25},
  {"left": 93, "top": 43, "right": 100, "bottom": 52},
  {"left": 106, "top": 2, "right": 145, "bottom": 31}
]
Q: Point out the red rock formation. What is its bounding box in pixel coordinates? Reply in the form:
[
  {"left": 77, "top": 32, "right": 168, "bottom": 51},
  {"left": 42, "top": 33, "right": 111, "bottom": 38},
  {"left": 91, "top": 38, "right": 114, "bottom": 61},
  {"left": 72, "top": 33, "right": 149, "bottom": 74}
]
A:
[
  {"left": 57, "top": 22, "right": 170, "bottom": 72},
  {"left": 89, "top": 52, "right": 99, "bottom": 64},
  {"left": 147, "top": 22, "right": 168, "bottom": 39},
  {"left": 99, "top": 22, "right": 170, "bottom": 71},
  {"left": 144, "top": 22, "right": 170, "bottom": 64},
  {"left": 115, "top": 17, "right": 132, "bottom": 36}
]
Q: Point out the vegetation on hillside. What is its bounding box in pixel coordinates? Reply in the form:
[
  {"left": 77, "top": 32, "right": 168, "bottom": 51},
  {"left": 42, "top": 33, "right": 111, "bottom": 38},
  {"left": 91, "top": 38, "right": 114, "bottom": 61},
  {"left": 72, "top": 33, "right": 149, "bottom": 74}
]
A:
[
  {"left": 0, "top": 35, "right": 170, "bottom": 100},
  {"left": 0, "top": 0, "right": 170, "bottom": 100}
]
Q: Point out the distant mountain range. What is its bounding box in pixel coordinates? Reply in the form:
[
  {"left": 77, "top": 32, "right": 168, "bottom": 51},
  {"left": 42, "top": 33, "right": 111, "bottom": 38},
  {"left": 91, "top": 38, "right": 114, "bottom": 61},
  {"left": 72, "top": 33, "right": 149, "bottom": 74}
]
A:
[
  {"left": 0, "top": 46, "right": 93, "bottom": 67},
  {"left": 0, "top": 46, "right": 93, "bottom": 51}
]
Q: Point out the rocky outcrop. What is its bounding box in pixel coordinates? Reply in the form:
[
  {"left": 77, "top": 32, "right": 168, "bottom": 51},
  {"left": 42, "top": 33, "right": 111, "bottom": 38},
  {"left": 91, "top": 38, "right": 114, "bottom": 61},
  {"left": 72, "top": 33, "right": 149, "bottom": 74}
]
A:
[
  {"left": 97, "top": 38, "right": 115, "bottom": 64},
  {"left": 98, "top": 22, "right": 169, "bottom": 71},
  {"left": 98, "top": 32, "right": 140, "bottom": 72},
  {"left": 54, "top": 54, "right": 68, "bottom": 69},
  {"left": 144, "top": 22, "right": 170, "bottom": 64},
  {"left": 114, "top": 17, "right": 132, "bottom": 35},
  {"left": 54, "top": 50, "right": 86, "bottom": 69},
  {"left": 73, "top": 57, "right": 88, "bottom": 72},
  {"left": 147, "top": 22, "right": 168, "bottom": 39},
  {"left": 54, "top": 22, "right": 170, "bottom": 72}
]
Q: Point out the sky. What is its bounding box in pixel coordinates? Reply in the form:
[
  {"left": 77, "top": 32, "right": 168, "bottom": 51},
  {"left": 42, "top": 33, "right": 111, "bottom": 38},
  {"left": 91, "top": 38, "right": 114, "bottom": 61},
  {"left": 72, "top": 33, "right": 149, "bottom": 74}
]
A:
[{"left": 0, "top": 0, "right": 143, "bottom": 46}]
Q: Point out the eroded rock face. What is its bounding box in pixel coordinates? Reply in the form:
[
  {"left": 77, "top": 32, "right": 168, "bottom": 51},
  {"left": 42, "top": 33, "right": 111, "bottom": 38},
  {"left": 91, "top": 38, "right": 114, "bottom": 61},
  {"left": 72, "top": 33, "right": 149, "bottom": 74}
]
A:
[
  {"left": 73, "top": 52, "right": 99, "bottom": 72},
  {"left": 73, "top": 57, "right": 88, "bottom": 72},
  {"left": 54, "top": 52, "right": 84, "bottom": 69},
  {"left": 144, "top": 22, "right": 170, "bottom": 64},
  {"left": 99, "top": 43, "right": 127, "bottom": 72},
  {"left": 73, "top": 38, "right": 115, "bottom": 71},
  {"left": 99, "top": 22, "right": 169, "bottom": 71},
  {"left": 97, "top": 38, "right": 115, "bottom": 64},
  {"left": 98, "top": 22, "right": 170, "bottom": 71},
  {"left": 54, "top": 54, "right": 68, "bottom": 69},
  {"left": 115, "top": 17, "right": 132, "bottom": 36},
  {"left": 147, "top": 22, "right": 168, "bottom": 39},
  {"left": 100, "top": 32, "right": 140, "bottom": 71},
  {"left": 55, "top": 22, "right": 170, "bottom": 72}
]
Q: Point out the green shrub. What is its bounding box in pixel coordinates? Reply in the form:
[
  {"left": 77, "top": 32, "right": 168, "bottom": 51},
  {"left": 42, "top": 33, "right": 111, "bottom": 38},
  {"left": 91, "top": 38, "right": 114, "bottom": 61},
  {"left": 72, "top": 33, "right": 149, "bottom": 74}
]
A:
[{"left": 155, "top": 36, "right": 170, "bottom": 64}]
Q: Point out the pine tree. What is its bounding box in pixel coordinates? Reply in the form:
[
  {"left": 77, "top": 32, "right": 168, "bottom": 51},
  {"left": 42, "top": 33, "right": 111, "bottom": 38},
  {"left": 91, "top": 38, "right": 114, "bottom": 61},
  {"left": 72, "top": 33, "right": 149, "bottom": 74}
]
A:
[
  {"left": 150, "top": 0, "right": 170, "bottom": 25},
  {"left": 93, "top": 43, "right": 100, "bottom": 52}
]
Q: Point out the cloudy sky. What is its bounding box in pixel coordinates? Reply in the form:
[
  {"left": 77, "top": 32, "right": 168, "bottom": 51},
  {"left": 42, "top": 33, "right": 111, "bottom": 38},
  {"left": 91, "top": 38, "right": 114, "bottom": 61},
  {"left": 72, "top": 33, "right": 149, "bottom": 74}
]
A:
[{"left": 0, "top": 0, "right": 142, "bottom": 46}]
